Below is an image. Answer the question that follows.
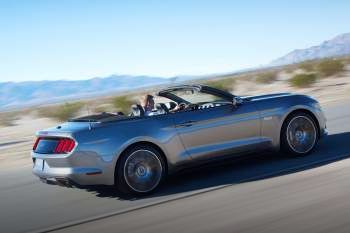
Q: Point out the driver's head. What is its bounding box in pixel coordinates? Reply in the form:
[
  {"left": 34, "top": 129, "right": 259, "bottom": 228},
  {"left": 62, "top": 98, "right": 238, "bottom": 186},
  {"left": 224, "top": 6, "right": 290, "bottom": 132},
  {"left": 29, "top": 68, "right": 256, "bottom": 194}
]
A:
[{"left": 143, "top": 94, "right": 155, "bottom": 111}]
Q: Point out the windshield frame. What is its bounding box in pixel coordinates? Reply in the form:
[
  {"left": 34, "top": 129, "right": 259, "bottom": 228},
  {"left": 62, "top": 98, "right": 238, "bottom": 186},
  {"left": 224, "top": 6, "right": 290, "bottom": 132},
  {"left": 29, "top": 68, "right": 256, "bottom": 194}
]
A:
[{"left": 157, "top": 84, "right": 235, "bottom": 104}]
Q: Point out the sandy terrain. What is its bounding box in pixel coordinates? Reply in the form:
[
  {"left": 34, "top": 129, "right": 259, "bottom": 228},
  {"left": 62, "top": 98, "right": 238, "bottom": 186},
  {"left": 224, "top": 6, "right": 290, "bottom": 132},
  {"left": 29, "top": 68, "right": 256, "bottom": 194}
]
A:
[
  {"left": 234, "top": 66, "right": 350, "bottom": 105},
  {"left": 0, "top": 116, "right": 56, "bottom": 170}
]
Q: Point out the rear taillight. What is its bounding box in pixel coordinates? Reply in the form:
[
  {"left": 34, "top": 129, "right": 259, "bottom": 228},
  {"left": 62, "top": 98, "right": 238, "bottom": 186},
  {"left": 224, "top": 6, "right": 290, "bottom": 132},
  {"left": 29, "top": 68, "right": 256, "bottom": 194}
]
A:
[
  {"left": 54, "top": 138, "right": 75, "bottom": 153},
  {"left": 33, "top": 137, "right": 41, "bottom": 151},
  {"left": 33, "top": 137, "right": 75, "bottom": 154}
]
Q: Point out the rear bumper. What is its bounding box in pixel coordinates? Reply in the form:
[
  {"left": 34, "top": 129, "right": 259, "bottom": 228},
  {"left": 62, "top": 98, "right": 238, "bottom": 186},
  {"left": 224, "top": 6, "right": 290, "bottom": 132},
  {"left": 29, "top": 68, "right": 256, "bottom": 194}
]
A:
[
  {"left": 32, "top": 160, "right": 103, "bottom": 185},
  {"left": 38, "top": 177, "right": 77, "bottom": 187},
  {"left": 31, "top": 150, "right": 115, "bottom": 186},
  {"left": 32, "top": 162, "right": 102, "bottom": 185}
]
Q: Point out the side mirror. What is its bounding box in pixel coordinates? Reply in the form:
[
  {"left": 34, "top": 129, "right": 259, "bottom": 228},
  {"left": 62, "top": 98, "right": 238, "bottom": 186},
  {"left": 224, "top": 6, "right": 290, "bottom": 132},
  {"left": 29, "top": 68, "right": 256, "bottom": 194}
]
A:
[{"left": 232, "top": 96, "right": 243, "bottom": 107}]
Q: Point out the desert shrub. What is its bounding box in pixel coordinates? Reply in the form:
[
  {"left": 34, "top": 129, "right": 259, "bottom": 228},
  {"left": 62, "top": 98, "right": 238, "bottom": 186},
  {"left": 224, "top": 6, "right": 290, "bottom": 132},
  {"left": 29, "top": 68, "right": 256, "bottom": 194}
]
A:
[
  {"left": 316, "top": 59, "right": 345, "bottom": 77},
  {"left": 38, "top": 102, "right": 84, "bottom": 121},
  {"left": 203, "top": 78, "right": 235, "bottom": 92},
  {"left": 255, "top": 71, "right": 278, "bottom": 84},
  {"left": 93, "top": 103, "right": 115, "bottom": 113},
  {"left": 343, "top": 56, "right": 350, "bottom": 64},
  {"left": 240, "top": 74, "right": 256, "bottom": 82},
  {"left": 0, "top": 112, "right": 18, "bottom": 127},
  {"left": 283, "top": 66, "right": 296, "bottom": 74},
  {"left": 289, "top": 73, "right": 317, "bottom": 88},
  {"left": 298, "top": 61, "right": 315, "bottom": 72},
  {"left": 112, "top": 95, "right": 134, "bottom": 114}
]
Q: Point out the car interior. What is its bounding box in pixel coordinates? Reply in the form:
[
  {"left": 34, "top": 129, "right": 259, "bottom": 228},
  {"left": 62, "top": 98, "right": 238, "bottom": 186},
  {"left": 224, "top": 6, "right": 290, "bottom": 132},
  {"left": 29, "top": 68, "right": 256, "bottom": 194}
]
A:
[
  {"left": 70, "top": 87, "right": 236, "bottom": 123},
  {"left": 128, "top": 92, "right": 232, "bottom": 117}
]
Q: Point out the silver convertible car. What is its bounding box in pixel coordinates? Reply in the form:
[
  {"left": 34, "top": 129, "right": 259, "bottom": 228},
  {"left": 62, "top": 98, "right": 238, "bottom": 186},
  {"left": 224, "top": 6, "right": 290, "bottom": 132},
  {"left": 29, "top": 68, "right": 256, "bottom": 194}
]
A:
[{"left": 32, "top": 84, "right": 327, "bottom": 195}]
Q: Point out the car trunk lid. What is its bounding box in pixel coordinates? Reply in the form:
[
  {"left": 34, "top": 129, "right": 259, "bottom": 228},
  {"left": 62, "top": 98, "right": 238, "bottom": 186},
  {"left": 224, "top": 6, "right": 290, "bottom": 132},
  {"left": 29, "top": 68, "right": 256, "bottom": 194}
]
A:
[{"left": 36, "top": 121, "right": 95, "bottom": 138}]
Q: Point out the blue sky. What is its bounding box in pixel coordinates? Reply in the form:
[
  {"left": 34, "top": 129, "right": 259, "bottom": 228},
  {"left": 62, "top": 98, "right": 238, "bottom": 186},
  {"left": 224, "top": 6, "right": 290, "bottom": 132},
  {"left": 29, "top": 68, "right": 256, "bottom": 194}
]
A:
[{"left": 1, "top": 0, "right": 349, "bottom": 82}]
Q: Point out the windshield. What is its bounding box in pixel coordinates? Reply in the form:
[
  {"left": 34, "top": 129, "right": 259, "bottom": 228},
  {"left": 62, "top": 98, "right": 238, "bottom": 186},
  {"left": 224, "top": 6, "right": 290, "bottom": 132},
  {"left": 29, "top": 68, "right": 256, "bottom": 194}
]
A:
[{"left": 166, "top": 89, "right": 230, "bottom": 104}]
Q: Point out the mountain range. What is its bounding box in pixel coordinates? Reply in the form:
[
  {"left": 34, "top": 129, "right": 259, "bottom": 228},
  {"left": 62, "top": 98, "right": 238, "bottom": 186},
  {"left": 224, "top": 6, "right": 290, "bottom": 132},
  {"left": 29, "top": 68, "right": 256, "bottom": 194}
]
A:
[
  {"left": 271, "top": 33, "right": 350, "bottom": 65},
  {"left": 0, "top": 75, "right": 172, "bottom": 110},
  {"left": 1, "top": 32, "right": 350, "bottom": 110}
]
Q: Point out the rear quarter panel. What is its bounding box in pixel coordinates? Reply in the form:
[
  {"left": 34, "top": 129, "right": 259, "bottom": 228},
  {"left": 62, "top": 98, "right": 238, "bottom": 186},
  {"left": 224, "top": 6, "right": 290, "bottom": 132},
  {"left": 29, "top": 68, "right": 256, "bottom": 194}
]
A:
[{"left": 73, "top": 114, "right": 189, "bottom": 179}]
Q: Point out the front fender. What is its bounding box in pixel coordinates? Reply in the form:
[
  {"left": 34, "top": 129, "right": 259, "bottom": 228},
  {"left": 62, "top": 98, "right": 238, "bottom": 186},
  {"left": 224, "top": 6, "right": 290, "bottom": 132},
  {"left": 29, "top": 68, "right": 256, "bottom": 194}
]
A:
[{"left": 258, "top": 95, "right": 325, "bottom": 150}]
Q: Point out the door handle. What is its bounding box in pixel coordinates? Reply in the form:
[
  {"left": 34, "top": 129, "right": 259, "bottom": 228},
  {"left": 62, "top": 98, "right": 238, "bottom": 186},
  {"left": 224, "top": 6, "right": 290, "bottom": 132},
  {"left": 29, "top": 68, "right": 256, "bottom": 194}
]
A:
[{"left": 177, "top": 120, "right": 196, "bottom": 127}]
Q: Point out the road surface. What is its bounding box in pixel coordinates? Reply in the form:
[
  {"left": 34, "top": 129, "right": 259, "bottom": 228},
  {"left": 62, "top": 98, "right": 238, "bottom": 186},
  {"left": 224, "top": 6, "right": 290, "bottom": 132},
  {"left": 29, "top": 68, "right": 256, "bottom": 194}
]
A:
[{"left": 0, "top": 101, "right": 350, "bottom": 233}]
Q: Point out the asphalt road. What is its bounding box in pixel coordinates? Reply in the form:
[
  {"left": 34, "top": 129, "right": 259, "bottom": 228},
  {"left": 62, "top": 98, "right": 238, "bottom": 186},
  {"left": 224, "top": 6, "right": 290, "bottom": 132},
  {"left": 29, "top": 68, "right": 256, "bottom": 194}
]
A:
[{"left": 1, "top": 102, "right": 350, "bottom": 233}]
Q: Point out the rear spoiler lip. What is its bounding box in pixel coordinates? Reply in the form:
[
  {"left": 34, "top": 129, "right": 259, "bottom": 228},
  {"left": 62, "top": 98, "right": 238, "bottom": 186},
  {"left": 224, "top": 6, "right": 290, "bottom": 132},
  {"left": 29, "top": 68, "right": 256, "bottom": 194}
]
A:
[{"left": 35, "top": 131, "right": 73, "bottom": 139}]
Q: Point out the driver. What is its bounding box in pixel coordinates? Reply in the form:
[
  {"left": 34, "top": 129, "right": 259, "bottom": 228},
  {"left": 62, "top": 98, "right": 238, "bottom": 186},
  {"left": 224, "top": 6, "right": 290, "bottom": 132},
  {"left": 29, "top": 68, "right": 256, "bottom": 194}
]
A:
[{"left": 142, "top": 94, "right": 156, "bottom": 116}]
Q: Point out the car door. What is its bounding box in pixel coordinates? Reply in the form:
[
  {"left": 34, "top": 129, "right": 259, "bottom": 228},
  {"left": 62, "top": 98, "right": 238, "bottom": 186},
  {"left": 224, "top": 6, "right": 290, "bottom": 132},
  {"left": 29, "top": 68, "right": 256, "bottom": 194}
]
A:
[{"left": 173, "top": 101, "right": 263, "bottom": 161}]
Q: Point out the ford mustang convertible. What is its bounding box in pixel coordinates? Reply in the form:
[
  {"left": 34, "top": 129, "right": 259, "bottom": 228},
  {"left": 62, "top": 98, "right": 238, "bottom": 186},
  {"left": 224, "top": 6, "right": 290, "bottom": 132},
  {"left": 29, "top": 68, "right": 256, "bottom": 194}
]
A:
[{"left": 32, "top": 84, "right": 327, "bottom": 195}]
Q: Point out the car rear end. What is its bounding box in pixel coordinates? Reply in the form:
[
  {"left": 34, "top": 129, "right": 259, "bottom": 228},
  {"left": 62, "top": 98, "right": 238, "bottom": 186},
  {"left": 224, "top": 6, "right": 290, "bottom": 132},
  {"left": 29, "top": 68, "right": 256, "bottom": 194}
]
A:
[{"left": 31, "top": 121, "right": 114, "bottom": 186}]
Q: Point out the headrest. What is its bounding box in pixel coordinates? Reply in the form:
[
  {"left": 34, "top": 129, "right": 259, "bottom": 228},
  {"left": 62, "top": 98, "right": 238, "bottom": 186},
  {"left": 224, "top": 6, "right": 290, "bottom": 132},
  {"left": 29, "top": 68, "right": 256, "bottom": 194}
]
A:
[
  {"left": 168, "top": 102, "right": 177, "bottom": 110},
  {"left": 156, "top": 103, "right": 169, "bottom": 114},
  {"left": 130, "top": 104, "right": 145, "bottom": 117}
]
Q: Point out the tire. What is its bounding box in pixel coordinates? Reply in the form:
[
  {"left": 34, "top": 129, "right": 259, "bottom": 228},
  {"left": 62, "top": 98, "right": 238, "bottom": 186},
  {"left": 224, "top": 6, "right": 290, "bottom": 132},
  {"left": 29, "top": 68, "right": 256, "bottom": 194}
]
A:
[
  {"left": 281, "top": 112, "right": 319, "bottom": 156},
  {"left": 115, "top": 144, "right": 166, "bottom": 195}
]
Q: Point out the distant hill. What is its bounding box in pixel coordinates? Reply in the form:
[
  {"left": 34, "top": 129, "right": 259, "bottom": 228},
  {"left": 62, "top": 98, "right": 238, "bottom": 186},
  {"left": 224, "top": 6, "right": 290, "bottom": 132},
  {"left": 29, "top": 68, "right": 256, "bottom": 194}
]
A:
[
  {"left": 0, "top": 74, "right": 210, "bottom": 110},
  {"left": 0, "top": 75, "right": 171, "bottom": 110},
  {"left": 271, "top": 33, "right": 350, "bottom": 65},
  {"left": 3, "top": 32, "right": 350, "bottom": 111}
]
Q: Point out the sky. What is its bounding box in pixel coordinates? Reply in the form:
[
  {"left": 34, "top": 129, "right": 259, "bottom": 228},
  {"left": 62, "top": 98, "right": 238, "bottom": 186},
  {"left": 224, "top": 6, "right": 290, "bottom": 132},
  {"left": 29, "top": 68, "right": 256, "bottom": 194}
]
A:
[{"left": 0, "top": 0, "right": 350, "bottom": 82}]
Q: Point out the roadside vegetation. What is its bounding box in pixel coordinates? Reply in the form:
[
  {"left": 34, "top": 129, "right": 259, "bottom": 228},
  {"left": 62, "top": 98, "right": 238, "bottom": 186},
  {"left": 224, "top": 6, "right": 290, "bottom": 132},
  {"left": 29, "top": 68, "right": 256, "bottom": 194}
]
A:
[
  {"left": 37, "top": 102, "right": 84, "bottom": 122},
  {"left": 0, "top": 109, "right": 33, "bottom": 127},
  {"left": 289, "top": 73, "right": 317, "bottom": 88},
  {"left": 345, "top": 57, "right": 350, "bottom": 64},
  {"left": 202, "top": 78, "right": 235, "bottom": 92},
  {"left": 92, "top": 103, "right": 115, "bottom": 114},
  {"left": 2, "top": 56, "right": 349, "bottom": 127},
  {"left": 298, "top": 61, "right": 315, "bottom": 72},
  {"left": 255, "top": 71, "right": 278, "bottom": 84},
  {"left": 0, "top": 112, "right": 18, "bottom": 127},
  {"left": 112, "top": 95, "right": 135, "bottom": 114},
  {"left": 316, "top": 59, "right": 345, "bottom": 77}
]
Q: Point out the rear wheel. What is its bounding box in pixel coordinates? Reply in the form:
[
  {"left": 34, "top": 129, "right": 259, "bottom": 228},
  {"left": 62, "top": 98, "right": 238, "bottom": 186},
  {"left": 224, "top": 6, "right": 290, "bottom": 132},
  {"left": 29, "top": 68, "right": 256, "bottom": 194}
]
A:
[
  {"left": 281, "top": 112, "right": 318, "bottom": 156},
  {"left": 115, "top": 145, "right": 166, "bottom": 195}
]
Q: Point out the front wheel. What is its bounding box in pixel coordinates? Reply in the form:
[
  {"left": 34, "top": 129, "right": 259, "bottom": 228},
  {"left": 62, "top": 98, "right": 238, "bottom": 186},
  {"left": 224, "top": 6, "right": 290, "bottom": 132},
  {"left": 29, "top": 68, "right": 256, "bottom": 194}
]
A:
[
  {"left": 115, "top": 145, "right": 166, "bottom": 195},
  {"left": 281, "top": 112, "right": 319, "bottom": 156}
]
